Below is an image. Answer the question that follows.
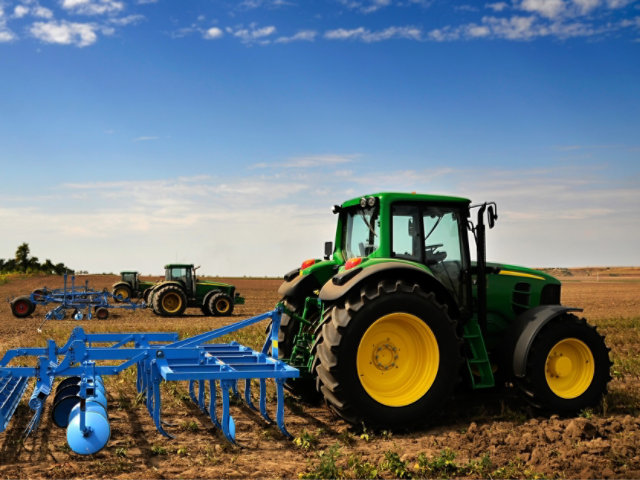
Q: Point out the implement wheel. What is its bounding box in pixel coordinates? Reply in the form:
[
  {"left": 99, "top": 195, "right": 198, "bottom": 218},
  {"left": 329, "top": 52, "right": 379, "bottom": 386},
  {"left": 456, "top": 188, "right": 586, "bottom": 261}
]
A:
[
  {"left": 315, "top": 279, "right": 462, "bottom": 428},
  {"left": 520, "top": 314, "right": 611, "bottom": 413},
  {"left": 153, "top": 285, "right": 187, "bottom": 317},
  {"left": 11, "top": 296, "right": 35, "bottom": 318},
  {"left": 209, "top": 292, "right": 234, "bottom": 316}
]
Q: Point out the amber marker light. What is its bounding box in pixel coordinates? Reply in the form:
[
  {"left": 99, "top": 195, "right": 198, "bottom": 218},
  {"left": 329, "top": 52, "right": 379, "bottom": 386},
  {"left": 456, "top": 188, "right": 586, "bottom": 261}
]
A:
[
  {"left": 345, "top": 257, "right": 363, "bottom": 270},
  {"left": 300, "top": 259, "right": 316, "bottom": 270}
]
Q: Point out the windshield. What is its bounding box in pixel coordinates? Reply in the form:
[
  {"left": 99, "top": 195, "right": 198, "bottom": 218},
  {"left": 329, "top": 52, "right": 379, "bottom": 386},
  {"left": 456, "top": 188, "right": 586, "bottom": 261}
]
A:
[{"left": 343, "top": 206, "right": 380, "bottom": 259}]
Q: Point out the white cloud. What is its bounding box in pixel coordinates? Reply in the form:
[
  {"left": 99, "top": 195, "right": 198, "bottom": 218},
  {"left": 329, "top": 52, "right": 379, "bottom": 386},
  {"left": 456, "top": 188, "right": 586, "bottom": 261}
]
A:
[
  {"left": 325, "top": 25, "right": 422, "bottom": 42},
  {"left": 133, "top": 136, "right": 159, "bottom": 142},
  {"left": 275, "top": 29, "right": 317, "bottom": 43},
  {"left": 109, "top": 14, "right": 145, "bottom": 26},
  {"left": 228, "top": 24, "right": 277, "bottom": 44},
  {"left": 30, "top": 20, "right": 99, "bottom": 47},
  {"left": 34, "top": 6, "right": 54, "bottom": 18},
  {"left": 279, "top": 154, "right": 359, "bottom": 168},
  {"left": 486, "top": 2, "right": 509, "bottom": 11},
  {"left": 0, "top": 29, "right": 15, "bottom": 42},
  {"left": 204, "top": 26, "right": 223, "bottom": 39},
  {"left": 61, "top": 0, "right": 125, "bottom": 16},
  {"left": 572, "top": 0, "right": 601, "bottom": 13},
  {"left": 520, "top": 0, "right": 566, "bottom": 19},
  {"left": 13, "top": 5, "right": 29, "bottom": 18}
]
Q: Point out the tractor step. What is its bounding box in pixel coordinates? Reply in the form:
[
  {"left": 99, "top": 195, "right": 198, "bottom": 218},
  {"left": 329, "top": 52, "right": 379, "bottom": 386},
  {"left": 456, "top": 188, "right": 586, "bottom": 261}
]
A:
[
  {"left": 0, "top": 375, "right": 29, "bottom": 433},
  {"left": 463, "top": 320, "right": 495, "bottom": 389}
]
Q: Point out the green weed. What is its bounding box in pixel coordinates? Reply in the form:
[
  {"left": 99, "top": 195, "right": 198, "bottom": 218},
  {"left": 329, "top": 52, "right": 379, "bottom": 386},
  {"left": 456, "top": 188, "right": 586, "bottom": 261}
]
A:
[
  {"left": 347, "top": 454, "right": 379, "bottom": 479},
  {"left": 381, "top": 450, "right": 411, "bottom": 479},
  {"left": 299, "top": 443, "right": 343, "bottom": 479},
  {"left": 293, "top": 429, "right": 320, "bottom": 450}
]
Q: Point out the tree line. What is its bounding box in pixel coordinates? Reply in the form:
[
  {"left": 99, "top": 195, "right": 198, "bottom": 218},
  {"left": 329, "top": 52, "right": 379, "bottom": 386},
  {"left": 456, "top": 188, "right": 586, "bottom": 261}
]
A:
[{"left": 0, "top": 243, "right": 73, "bottom": 275}]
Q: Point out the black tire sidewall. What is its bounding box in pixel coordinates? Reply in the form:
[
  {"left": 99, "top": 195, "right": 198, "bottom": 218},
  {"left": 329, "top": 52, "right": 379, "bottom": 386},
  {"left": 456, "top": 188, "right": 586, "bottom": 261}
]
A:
[
  {"left": 155, "top": 286, "right": 186, "bottom": 316},
  {"left": 527, "top": 319, "right": 610, "bottom": 412},
  {"left": 333, "top": 291, "right": 460, "bottom": 427}
]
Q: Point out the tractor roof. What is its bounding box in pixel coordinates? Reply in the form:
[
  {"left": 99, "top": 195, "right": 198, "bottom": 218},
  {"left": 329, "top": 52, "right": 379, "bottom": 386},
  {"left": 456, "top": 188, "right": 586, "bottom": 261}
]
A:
[
  {"left": 164, "top": 264, "right": 194, "bottom": 269},
  {"left": 341, "top": 192, "right": 471, "bottom": 208},
  {"left": 121, "top": 271, "right": 138, "bottom": 274}
]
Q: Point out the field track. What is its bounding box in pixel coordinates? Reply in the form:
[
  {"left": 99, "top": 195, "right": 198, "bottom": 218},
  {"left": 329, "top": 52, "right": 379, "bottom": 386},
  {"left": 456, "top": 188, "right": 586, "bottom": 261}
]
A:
[{"left": 0, "top": 268, "right": 639, "bottom": 479}]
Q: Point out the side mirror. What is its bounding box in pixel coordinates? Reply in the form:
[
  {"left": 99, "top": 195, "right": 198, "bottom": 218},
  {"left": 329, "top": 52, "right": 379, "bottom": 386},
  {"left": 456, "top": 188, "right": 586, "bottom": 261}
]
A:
[
  {"left": 487, "top": 205, "right": 498, "bottom": 229},
  {"left": 324, "top": 241, "right": 333, "bottom": 260}
]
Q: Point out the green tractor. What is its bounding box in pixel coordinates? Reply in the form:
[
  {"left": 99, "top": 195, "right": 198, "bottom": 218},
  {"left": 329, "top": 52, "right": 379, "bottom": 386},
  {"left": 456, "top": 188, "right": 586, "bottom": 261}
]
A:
[
  {"left": 277, "top": 192, "right": 611, "bottom": 428},
  {"left": 111, "top": 271, "right": 157, "bottom": 302},
  {"left": 148, "top": 264, "right": 245, "bottom": 317}
]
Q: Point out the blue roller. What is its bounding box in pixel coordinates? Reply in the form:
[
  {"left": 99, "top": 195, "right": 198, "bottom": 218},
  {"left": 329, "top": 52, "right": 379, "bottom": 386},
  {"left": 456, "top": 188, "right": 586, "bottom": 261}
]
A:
[{"left": 66, "top": 400, "right": 110, "bottom": 455}]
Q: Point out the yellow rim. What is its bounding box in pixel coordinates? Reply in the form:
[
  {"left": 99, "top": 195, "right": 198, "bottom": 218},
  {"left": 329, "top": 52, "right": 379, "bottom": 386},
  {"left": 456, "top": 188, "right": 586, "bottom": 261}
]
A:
[
  {"left": 115, "top": 288, "right": 129, "bottom": 299},
  {"left": 357, "top": 312, "right": 439, "bottom": 407},
  {"left": 162, "top": 292, "right": 182, "bottom": 313},
  {"left": 545, "top": 338, "right": 594, "bottom": 399},
  {"left": 216, "top": 298, "right": 230, "bottom": 314}
]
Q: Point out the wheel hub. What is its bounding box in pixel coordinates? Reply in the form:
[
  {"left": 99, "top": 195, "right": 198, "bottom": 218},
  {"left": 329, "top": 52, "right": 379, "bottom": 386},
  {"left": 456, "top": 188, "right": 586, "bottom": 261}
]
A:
[
  {"left": 372, "top": 341, "right": 398, "bottom": 371},
  {"left": 547, "top": 353, "right": 573, "bottom": 378}
]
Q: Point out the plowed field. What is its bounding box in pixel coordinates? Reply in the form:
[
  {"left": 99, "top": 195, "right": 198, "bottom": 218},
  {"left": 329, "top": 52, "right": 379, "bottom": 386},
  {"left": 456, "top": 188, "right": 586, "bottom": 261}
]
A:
[{"left": 0, "top": 268, "right": 639, "bottom": 479}]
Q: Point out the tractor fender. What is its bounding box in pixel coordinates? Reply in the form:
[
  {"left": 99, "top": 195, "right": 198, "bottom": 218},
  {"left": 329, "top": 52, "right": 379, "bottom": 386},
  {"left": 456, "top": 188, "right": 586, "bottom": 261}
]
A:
[
  {"left": 318, "top": 262, "right": 459, "bottom": 317},
  {"left": 278, "top": 270, "right": 322, "bottom": 299},
  {"left": 111, "top": 281, "right": 131, "bottom": 290},
  {"left": 510, "top": 305, "right": 583, "bottom": 378},
  {"left": 154, "top": 281, "right": 186, "bottom": 292}
]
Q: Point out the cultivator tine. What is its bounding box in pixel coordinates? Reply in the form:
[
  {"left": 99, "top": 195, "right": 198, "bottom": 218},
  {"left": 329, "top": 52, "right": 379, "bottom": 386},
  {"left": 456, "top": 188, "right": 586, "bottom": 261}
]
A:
[
  {"left": 220, "top": 380, "right": 236, "bottom": 443},
  {"left": 275, "top": 379, "right": 291, "bottom": 438},
  {"left": 208, "top": 380, "right": 221, "bottom": 429},
  {"left": 151, "top": 373, "right": 173, "bottom": 439},
  {"left": 0, "top": 375, "right": 29, "bottom": 433},
  {"left": 259, "top": 378, "right": 272, "bottom": 424},
  {"left": 244, "top": 379, "right": 257, "bottom": 410},
  {"left": 23, "top": 401, "right": 44, "bottom": 439},
  {"left": 198, "top": 380, "right": 206, "bottom": 411},
  {"left": 188, "top": 380, "right": 197, "bottom": 404}
]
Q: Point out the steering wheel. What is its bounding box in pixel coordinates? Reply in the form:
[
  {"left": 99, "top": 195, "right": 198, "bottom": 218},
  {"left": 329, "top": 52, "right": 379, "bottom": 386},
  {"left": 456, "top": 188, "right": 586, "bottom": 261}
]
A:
[{"left": 425, "top": 243, "right": 443, "bottom": 254}]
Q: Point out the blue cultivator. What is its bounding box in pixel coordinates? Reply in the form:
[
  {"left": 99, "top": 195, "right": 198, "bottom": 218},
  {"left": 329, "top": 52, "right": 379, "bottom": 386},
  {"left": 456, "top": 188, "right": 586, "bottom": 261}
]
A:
[
  {"left": 0, "top": 306, "right": 298, "bottom": 454},
  {"left": 10, "top": 274, "right": 146, "bottom": 322}
]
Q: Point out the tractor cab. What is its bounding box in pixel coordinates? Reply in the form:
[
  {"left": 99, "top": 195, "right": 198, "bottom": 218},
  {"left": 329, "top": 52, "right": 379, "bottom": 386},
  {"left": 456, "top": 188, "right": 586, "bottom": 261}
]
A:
[
  {"left": 332, "top": 194, "right": 473, "bottom": 317},
  {"left": 164, "top": 264, "right": 197, "bottom": 297},
  {"left": 120, "top": 271, "right": 139, "bottom": 291}
]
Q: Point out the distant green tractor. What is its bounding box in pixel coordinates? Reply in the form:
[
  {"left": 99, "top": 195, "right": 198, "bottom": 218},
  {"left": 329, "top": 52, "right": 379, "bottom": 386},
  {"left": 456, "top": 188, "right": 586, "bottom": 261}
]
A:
[
  {"left": 276, "top": 192, "right": 611, "bottom": 428},
  {"left": 111, "top": 271, "right": 157, "bottom": 302},
  {"left": 148, "top": 264, "right": 244, "bottom": 317}
]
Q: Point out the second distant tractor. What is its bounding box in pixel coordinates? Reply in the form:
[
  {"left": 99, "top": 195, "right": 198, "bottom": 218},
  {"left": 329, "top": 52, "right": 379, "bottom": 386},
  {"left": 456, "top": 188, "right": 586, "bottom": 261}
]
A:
[{"left": 147, "top": 264, "right": 244, "bottom": 317}]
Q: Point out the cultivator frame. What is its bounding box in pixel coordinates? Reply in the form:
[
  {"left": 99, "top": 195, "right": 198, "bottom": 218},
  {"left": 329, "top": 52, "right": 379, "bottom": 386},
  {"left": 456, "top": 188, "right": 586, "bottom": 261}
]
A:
[{"left": 0, "top": 306, "right": 298, "bottom": 454}]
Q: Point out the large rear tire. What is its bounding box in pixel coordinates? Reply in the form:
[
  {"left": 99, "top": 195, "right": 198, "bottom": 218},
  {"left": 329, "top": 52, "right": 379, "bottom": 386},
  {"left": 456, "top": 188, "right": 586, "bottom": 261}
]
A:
[
  {"left": 112, "top": 284, "right": 133, "bottom": 302},
  {"left": 519, "top": 314, "right": 611, "bottom": 413},
  {"left": 153, "top": 285, "right": 187, "bottom": 317},
  {"left": 315, "top": 279, "right": 462, "bottom": 428}
]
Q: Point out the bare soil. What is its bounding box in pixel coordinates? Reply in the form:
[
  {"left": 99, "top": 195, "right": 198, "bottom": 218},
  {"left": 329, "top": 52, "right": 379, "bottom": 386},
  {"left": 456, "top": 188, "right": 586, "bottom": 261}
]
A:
[{"left": 0, "top": 269, "right": 639, "bottom": 479}]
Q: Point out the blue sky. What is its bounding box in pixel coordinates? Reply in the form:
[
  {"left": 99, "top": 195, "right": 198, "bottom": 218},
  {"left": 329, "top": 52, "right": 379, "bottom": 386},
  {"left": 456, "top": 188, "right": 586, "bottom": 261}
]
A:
[{"left": 0, "top": 0, "right": 638, "bottom": 275}]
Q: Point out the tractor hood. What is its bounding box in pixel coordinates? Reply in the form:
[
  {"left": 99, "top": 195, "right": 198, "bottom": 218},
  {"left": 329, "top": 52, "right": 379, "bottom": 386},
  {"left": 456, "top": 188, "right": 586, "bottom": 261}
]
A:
[{"left": 482, "top": 262, "right": 560, "bottom": 285}]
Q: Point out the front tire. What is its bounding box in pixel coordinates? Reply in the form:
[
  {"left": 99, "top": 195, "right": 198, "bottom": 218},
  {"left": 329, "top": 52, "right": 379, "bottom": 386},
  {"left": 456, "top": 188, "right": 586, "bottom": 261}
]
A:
[
  {"left": 208, "top": 292, "right": 234, "bottom": 316},
  {"left": 520, "top": 314, "right": 611, "bottom": 413},
  {"left": 153, "top": 285, "right": 187, "bottom": 317},
  {"left": 315, "top": 279, "right": 462, "bottom": 428}
]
